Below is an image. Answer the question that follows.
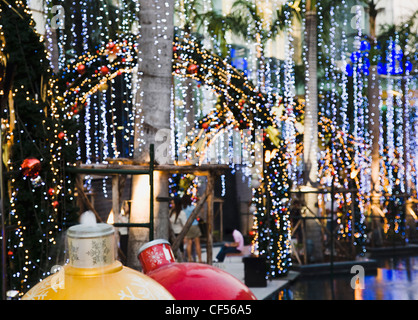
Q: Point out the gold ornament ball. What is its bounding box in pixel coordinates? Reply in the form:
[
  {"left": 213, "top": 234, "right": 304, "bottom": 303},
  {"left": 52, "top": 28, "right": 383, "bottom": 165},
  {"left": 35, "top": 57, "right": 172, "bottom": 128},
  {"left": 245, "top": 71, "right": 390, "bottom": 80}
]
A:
[
  {"left": 22, "top": 261, "right": 175, "bottom": 300},
  {"left": 22, "top": 222, "right": 174, "bottom": 300}
]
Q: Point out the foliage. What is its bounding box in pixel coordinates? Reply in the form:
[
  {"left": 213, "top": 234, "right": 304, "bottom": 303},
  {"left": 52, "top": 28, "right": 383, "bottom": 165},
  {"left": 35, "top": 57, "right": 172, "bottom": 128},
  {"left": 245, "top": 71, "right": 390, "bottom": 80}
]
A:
[{"left": 0, "top": 1, "right": 79, "bottom": 293}]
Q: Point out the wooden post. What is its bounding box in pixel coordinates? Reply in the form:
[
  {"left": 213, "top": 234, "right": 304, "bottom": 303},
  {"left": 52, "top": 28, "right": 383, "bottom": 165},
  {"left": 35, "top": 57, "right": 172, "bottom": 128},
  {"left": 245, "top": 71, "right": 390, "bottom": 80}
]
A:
[
  {"left": 206, "top": 174, "right": 215, "bottom": 265},
  {"left": 302, "top": 217, "right": 308, "bottom": 265},
  {"left": 350, "top": 191, "right": 356, "bottom": 259},
  {"left": 112, "top": 175, "right": 120, "bottom": 222},
  {"left": 112, "top": 175, "right": 120, "bottom": 257},
  {"left": 149, "top": 144, "right": 154, "bottom": 241},
  {"left": 220, "top": 200, "right": 223, "bottom": 242}
]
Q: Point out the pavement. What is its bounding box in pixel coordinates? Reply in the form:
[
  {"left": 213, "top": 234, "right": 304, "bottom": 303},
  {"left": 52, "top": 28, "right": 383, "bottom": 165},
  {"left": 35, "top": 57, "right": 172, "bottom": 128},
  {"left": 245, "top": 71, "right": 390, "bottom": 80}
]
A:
[{"left": 201, "top": 245, "right": 300, "bottom": 300}]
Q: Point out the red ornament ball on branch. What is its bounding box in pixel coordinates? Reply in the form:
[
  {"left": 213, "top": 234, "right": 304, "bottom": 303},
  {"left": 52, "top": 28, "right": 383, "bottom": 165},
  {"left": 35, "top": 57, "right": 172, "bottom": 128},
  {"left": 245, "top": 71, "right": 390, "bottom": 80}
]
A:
[
  {"left": 106, "top": 42, "right": 118, "bottom": 54},
  {"left": 21, "top": 158, "right": 41, "bottom": 178},
  {"left": 187, "top": 64, "right": 198, "bottom": 75},
  {"left": 77, "top": 64, "right": 86, "bottom": 75},
  {"left": 58, "top": 132, "right": 66, "bottom": 140},
  {"left": 48, "top": 188, "right": 55, "bottom": 196},
  {"left": 100, "top": 66, "right": 110, "bottom": 75},
  {"left": 202, "top": 122, "right": 209, "bottom": 130}
]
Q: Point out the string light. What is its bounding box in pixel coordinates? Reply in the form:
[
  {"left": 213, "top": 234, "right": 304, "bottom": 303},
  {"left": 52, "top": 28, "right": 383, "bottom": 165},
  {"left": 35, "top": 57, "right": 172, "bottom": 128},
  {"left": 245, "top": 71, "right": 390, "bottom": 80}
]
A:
[{"left": 3, "top": 0, "right": 417, "bottom": 291}]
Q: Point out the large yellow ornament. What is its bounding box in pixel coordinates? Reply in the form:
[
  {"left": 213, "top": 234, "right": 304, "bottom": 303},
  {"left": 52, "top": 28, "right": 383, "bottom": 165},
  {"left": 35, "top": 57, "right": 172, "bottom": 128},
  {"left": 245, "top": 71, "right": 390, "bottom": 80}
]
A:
[{"left": 22, "top": 215, "right": 174, "bottom": 300}]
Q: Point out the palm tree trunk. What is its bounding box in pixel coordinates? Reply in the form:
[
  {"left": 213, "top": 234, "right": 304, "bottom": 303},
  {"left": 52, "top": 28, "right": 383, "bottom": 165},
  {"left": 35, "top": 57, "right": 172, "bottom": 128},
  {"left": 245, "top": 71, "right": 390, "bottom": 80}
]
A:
[
  {"left": 303, "top": 9, "right": 318, "bottom": 188},
  {"left": 368, "top": 3, "right": 383, "bottom": 246},
  {"left": 368, "top": 64, "right": 383, "bottom": 246},
  {"left": 302, "top": 2, "right": 323, "bottom": 262},
  {"left": 133, "top": 1, "right": 175, "bottom": 162},
  {"left": 369, "top": 66, "right": 380, "bottom": 195},
  {"left": 128, "top": 0, "right": 175, "bottom": 270}
]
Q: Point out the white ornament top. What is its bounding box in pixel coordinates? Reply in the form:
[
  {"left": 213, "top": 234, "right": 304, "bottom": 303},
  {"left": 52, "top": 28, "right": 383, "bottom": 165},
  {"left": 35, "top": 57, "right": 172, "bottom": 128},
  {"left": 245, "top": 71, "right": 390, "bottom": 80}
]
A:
[{"left": 67, "top": 223, "right": 116, "bottom": 268}]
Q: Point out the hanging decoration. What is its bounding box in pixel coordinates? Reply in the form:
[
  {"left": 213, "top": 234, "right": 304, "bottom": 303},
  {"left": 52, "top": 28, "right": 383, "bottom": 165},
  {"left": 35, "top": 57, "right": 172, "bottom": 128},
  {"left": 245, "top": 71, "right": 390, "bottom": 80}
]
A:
[
  {"left": 21, "top": 158, "right": 42, "bottom": 178},
  {"left": 1, "top": 0, "right": 79, "bottom": 295},
  {"left": 4, "top": 0, "right": 416, "bottom": 294}
]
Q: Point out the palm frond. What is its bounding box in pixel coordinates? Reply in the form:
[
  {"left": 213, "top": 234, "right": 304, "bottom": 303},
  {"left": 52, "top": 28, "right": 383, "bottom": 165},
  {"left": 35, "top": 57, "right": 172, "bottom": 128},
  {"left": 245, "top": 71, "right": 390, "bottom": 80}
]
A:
[
  {"left": 271, "top": 1, "right": 302, "bottom": 37},
  {"left": 231, "top": 0, "right": 261, "bottom": 25}
]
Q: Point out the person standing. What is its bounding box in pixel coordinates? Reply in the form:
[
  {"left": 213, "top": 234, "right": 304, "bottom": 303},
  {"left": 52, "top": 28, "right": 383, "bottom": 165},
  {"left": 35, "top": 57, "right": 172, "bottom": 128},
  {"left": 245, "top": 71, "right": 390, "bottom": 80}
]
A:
[
  {"left": 215, "top": 229, "right": 244, "bottom": 262},
  {"left": 169, "top": 198, "right": 187, "bottom": 253},
  {"left": 183, "top": 194, "right": 202, "bottom": 263},
  {"left": 118, "top": 201, "right": 130, "bottom": 262}
]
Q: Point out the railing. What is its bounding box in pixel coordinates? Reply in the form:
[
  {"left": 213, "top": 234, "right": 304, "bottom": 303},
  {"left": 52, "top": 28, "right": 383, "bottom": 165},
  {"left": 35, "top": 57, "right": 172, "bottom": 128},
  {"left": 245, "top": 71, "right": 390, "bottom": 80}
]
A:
[{"left": 65, "top": 144, "right": 155, "bottom": 241}]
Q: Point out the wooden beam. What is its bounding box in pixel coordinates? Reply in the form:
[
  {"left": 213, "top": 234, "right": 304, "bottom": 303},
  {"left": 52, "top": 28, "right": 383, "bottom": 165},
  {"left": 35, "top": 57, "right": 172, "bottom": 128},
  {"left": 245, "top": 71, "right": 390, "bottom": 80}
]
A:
[
  {"left": 171, "top": 184, "right": 211, "bottom": 254},
  {"left": 71, "top": 162, "right": 229, "bottom": 176},
  {"left": 71, "top": 160, "right": 225, "bottom": 263}
]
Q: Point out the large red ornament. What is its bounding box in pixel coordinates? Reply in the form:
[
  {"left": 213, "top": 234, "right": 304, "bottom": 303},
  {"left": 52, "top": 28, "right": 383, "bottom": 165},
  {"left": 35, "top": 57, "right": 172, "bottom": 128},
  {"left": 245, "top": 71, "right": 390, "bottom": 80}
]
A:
[
  {"left": 100, "top": 66, "right": 110, "bottom": 75},
  {"left": 77, "top": 64, "right": 86, "bottom": 75},
  {"left": 187, "top": 64, "right": 199, "bottom": 75},
  {"left": 48, "top": 188, "right": 55, "bottom": 196},
  {"left": 21, "top": 158, "right": 41, "bottom": 178},
  {"left": 58, "top": 132, "right": 66, "bottom": 140},
  {"left": 106, "top": 42, "right": 116, "bottom": 51},
  {"left": 138, "top": 240, "right": 257, "bottom": 300}
]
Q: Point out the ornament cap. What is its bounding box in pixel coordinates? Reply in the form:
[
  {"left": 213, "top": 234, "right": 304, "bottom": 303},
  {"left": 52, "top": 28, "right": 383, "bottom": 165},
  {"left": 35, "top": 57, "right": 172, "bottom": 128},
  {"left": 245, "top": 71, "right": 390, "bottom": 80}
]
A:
[
  {"left": 66, "top": 216, "right": 116, "bottom": 268},
  {"left": 67, "top": 222, "right": 114, "bottom": 239},
  {"left": 138, "top": 239, "right": 175, "bottom": 274},
  {"left": 138, "top": 239, "right": 171, "bottom": 255}
]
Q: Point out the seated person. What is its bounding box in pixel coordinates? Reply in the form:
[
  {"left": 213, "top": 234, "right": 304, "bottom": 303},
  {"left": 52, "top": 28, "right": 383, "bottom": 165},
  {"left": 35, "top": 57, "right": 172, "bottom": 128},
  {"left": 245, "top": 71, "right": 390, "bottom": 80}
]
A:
[{"left": 215, "top": 229, "right": 244, "bottom": 262}]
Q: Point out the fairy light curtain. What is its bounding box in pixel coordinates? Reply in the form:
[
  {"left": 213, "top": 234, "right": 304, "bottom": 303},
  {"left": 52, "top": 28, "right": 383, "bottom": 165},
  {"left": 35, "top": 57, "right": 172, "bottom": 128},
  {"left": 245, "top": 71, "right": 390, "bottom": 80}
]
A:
[
  {"left": 4, "top": 0, "right": 417, "bottom": 292},
  {"left": 45, "top": 0, "right": 141, "bottom": 197},
  {"left": 171, "top": 1, "right": 298, "bottom": 278},
  {"left": 316, "top": 0, "right": 369, "bottom": 254},
  {"left": 0, "top": 0, "right": 80, "bottom": 294},
  {"left": 1, "top": 0, "right": 142, "bottom": 294},
  {"left": 45, "top": 0, "right": 133, "bottom": 151}
]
